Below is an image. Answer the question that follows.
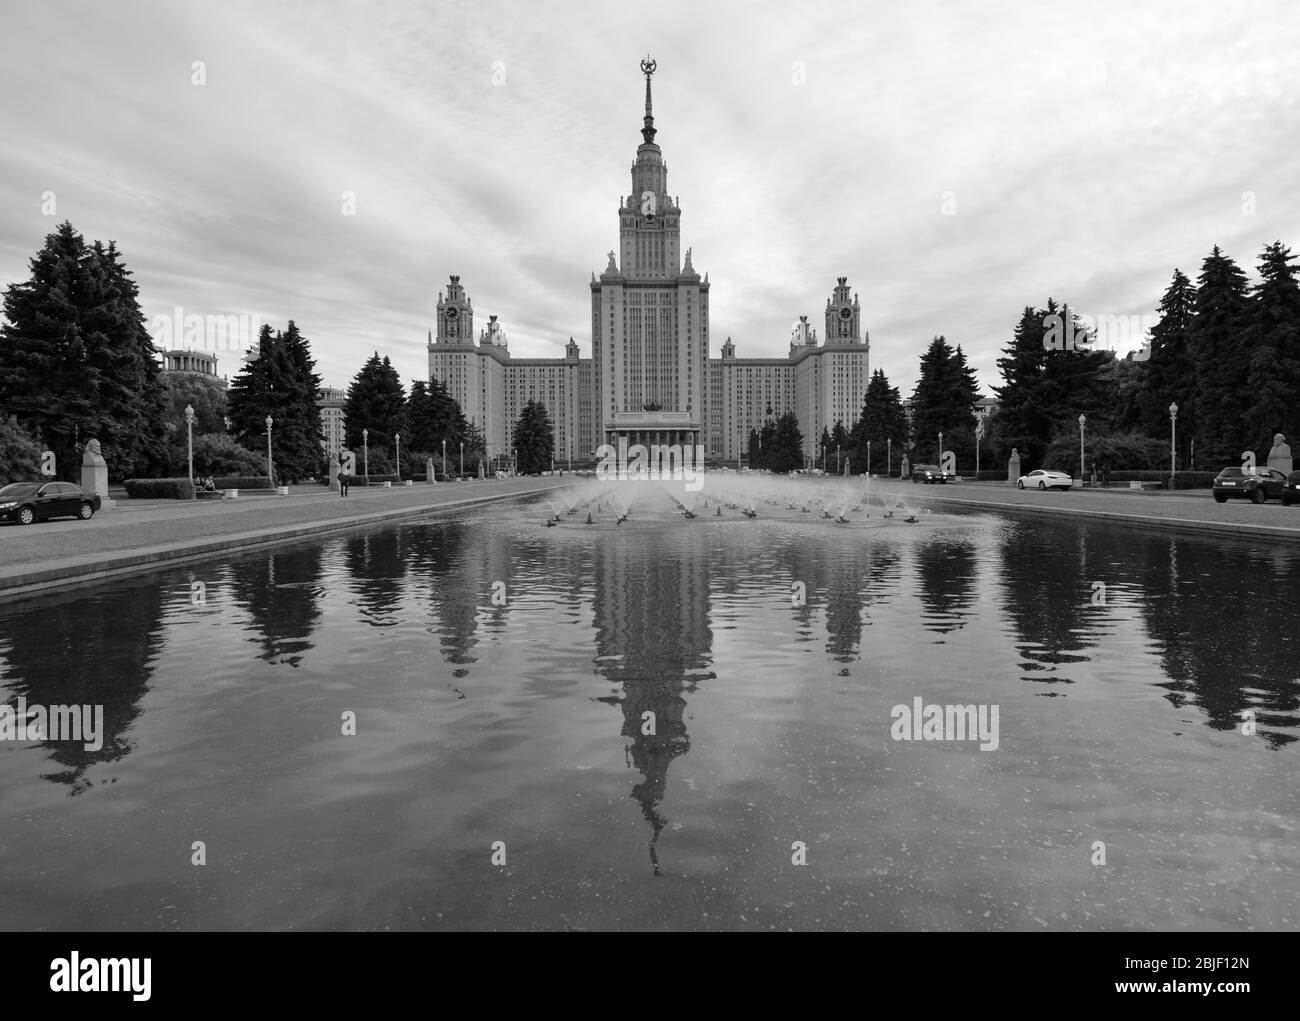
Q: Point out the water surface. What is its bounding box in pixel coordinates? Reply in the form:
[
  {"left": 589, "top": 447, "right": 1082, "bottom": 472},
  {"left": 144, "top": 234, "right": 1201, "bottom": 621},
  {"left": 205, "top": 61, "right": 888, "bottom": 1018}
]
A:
[{"left": 1, "top": 486, "right": 1297, "bottom": 930}]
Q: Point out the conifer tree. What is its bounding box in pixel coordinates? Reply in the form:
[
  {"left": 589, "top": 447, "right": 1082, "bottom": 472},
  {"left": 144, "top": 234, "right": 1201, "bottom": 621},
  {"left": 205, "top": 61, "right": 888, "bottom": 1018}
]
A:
[
  {"left": 1138, "top": 269, "right": 1196, "bottom": 438},
  {"left": 850, "top": 369, "right": 910, "bottom": 472},
  {"left": 512, "top": 400, "right": 554, "bottom": 474},
  {"left": 343, "top": 353, "right": 407, "bottom": 454},
  {"left": 1243, "top": 242, "right": 1300, "bottom": 455},
  {"left": 0, "top": 222, "right": 168, "bottom": 479},
  {"left": 1189, "top": 246, "right": 1252, "bottom": 465}
]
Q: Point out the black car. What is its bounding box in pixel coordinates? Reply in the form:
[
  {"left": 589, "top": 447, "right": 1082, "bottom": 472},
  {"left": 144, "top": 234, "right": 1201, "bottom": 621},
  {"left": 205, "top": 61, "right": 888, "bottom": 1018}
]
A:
[
  {"left": 0, "top": 481, "right": 101, "bottom": 524},
  {"left": 912, "top": 464, "right": 947, "bottom": 484},
  {"left": 1283, "top": 471, "right": 1300, "bottom": 507},
  {"left": 1212, "top": 466, "right": 1286, "bottom": 504}
]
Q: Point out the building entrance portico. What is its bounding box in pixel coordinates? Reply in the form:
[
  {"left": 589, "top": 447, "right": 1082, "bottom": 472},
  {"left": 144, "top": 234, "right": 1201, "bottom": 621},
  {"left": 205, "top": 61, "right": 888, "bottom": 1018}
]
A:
[{"left": 603, "top": 411, "right": 701, "bottom": 452}]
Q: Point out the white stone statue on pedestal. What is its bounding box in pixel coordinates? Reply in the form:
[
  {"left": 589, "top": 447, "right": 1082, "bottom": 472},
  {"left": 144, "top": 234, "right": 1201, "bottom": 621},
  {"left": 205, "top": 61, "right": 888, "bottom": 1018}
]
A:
[
  {"left": 1007, "top": 448, "right": 1021, "bottom": 486},
  {"left": 81, "top": 439, "right": 113, "bottom": 508},
  {"left": 1268, "top": 433, "right": 1293, "bottom": 474}
]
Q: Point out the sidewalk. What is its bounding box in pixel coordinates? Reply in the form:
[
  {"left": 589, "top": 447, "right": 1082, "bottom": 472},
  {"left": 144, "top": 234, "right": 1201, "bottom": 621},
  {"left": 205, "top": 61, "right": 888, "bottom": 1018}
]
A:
[
  {"left": 0, "top": 477, "right": 573, "bottom": 599},
  {"left": 884, "top": 478, "right": 1300, "bottom": 541}
]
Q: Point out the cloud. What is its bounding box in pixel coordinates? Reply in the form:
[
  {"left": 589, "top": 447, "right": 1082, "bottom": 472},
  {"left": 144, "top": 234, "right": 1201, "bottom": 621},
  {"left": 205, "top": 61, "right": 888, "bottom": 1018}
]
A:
[{"left": 1, "top": 0, "right": 1298, "bottom": 399}]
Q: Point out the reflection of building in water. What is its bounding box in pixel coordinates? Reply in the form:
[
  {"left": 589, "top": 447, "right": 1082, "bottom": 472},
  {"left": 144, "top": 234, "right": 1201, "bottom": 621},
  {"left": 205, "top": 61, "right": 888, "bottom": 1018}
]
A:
[{"left": 590, "top": 535, "right": 712, "bottom": 874}]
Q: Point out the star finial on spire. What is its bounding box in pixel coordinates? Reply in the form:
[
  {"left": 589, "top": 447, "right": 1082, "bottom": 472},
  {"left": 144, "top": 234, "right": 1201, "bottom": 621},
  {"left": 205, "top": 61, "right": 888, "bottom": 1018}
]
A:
[{"left": 640, "top": 55, "right": 657, "bottom": 145}]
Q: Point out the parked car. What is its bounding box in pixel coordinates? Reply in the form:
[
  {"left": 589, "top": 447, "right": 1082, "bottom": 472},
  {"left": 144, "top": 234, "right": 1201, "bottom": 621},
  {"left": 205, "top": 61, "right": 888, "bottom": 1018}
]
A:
[
  {"left": 1017, "top": 469, "right": 1073, "bottom": 491},
  {"left": 912, "top": 464, "right": 947, "bottom": 484},
  {"left": 1283, "top": 471, "right": 1300, "bottom": 507},
  {"left": 1214, "top": 466, "right": 1286, "bottom": 503},
  {"left": 0, "top": 481, "right": 101, "bottom": 525}
]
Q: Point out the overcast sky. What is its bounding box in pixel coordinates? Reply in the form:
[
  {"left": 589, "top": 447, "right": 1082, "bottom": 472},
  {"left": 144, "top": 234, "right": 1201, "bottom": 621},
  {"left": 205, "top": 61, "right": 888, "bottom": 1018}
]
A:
[{"left": 2, "top": 0, "right": 1298, "bottom": 397}]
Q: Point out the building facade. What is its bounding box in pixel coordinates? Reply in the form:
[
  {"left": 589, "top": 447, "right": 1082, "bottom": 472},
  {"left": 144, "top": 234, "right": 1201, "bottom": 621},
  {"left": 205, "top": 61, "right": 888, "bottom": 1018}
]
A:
[
  {"left": 318, "top": 386, "right": 347, "bottom": 461},
  {"left": 428, "top": 59, "right": 869, "bottom": 465}
]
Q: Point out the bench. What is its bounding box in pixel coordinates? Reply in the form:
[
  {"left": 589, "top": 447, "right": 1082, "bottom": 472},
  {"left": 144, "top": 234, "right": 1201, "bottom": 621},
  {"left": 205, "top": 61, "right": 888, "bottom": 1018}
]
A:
[
  {"left": 1129, "top": 480, "right": 1165, "bottom": 490},
  {"left": 195, "top": 489, "right": 224, "bottom": 500}
]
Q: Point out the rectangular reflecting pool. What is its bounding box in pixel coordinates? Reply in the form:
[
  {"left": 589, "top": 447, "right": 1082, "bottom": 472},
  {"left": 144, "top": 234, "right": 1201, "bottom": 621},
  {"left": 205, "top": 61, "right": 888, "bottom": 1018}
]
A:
[{"left": 1, "top": 483, "right": 1297, "bottom": 931}]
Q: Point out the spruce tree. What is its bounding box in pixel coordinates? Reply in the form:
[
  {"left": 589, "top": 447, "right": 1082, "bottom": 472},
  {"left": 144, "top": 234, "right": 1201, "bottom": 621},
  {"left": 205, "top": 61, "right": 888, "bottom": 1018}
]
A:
[
  {"left": 343, "top": 353, "right": 407, "bottom": 455},
  {"left": 991, "top": 306, "right": 1051, "bottom": 465},
  {"left": 277, "top": 321, "right": 323, "bottom": 481},
  {"left": 850, "top": 369, "right": 909, "bottom": 472},
  {"left": 1243, "top": 242, "right": 1300, "bottom": 455},
  {"left": 1189, "top": 246, "right": 1252, "bottom": 466},
  {"left": 0, "top": 222, "right": 168, "bottom": 479},
  {"left": 1138, "top": 269, "right": 1196, "bottom": 438},
  {"left": 513, "top": 399, "right": 554, "bottom": 474},
  {"left": 910, "top": 336, "right": 981, "bottom": 459}
]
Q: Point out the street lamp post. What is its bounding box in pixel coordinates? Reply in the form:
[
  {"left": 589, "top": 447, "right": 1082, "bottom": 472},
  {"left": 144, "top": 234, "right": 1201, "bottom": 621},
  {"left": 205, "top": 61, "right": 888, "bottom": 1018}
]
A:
[
  {"left": 362, "top": 428, "right": 369, "bottom": 483},
  {"left": 395, "top": 432, "right": 401, "bottom": 482},
  {"left": 867, "top": 440, "right": 872, "bottom": 477},
  {"left": 975, "top": 425, "right": 983, "bottom": 479},
  {"left": 1169, "top": 402, "right": 1178, "bottom": 489},
  {"left": 442, "top": 439, "right": 447, "bottom": 482},
  {"left": 1078, "top": 413, "right": 1086, "bottom": 484},
  {"left": 836, "top": 443, "right": 841, "bottom": 476},
  {"left": 265, "top": 415, "right": 274, "bottom": 488},
  {"left": 184, "top": 404, "right": 195, "bottom": 499},
  {"left": 938, "top": 431, "right": 944, "bottom": 469},
  {"left": 887, "top": 438, "right": 892, "bottom": 478},
  {"left": 460, "top": 442, "right": 464, "bottom": 480}
]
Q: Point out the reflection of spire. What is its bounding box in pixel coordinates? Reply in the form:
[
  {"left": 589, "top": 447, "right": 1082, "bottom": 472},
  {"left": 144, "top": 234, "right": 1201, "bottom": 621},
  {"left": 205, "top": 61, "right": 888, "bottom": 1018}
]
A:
[
  {"left": 640, "top": 55, "right": 657, "bottom": 145},
  {"left": 592, "top": 536, "right": 711, "bottom": 874}
]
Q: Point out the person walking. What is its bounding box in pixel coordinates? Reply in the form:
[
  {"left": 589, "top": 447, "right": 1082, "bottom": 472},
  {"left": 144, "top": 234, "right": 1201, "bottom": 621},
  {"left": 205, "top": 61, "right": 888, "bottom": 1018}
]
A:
[
  {"left": 1090, "top": 462, "right": 1097, "bottom": 487},
  {"left": 337, "top": 467, "right": 349, "bottom": 497}
]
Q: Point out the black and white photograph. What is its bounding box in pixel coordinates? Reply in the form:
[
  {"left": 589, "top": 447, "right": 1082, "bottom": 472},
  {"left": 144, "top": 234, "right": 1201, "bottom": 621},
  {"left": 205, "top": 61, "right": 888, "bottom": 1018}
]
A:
[{"left": 0, "top": 0, "right": 1296, "bottom": 988}]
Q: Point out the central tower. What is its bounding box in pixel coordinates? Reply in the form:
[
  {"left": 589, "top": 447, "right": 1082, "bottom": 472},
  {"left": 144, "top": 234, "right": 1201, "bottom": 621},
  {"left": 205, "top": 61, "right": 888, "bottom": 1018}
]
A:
[{"left": 592, "top": 57, "right": 709, "bottom": 452}]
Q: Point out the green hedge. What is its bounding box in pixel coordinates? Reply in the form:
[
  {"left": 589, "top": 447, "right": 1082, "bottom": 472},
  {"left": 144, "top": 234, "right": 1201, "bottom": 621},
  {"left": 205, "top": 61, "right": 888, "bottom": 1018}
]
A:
[
  {"left": 1105, "top": 470, "right": 1216, "bottom": 490},
  {"left": 213, "top": 475, "right": 272, "bottom": 490},
  {"left": 123, "top": 477, "right": 195, "bottom": 500},
  {"left": 351, "top": 473, "right": 425, "bottom": 485}
]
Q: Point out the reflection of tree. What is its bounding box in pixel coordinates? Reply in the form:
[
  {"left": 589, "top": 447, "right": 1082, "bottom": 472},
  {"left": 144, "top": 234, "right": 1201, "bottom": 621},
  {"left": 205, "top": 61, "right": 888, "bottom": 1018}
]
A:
[
  {"left": 0, "top": 579, "right": 165, "bottom": 794},
  {"left": 777, "top": 539, "right": 900, "bottom": 663},
  {"left": 406, "top": 521, "right": 479, "bottom": 677},
  {"left": 915, "top": 538, "right": 977, "bottom": 635},
  {"left": 341, "top": 528, "right": 409, "bottom": 631},
  {"left": 996, "top": 523, "right": 1090, "bottom": 686},
  {"left": 1134, "top": 539, "right": 1298, "bottom": 749},
  {"left": 591, "top": 535, "right": 712, "bottom": 875},
  {"left": 227, "top": 544, "right": 324, "bottom": 666}
]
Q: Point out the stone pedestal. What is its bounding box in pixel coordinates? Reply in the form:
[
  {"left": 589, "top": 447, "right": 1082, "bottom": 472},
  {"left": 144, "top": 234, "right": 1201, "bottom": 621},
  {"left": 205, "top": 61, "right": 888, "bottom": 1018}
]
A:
[
  {"left": 81, "top": 439, "right": 112, "bottom": 508},
  {"left": 1007, "top": 449, "right": 1021, "bottom": 486},
  {"left": 1268, "top": 434, "right": 1293, "bottom": 474}
]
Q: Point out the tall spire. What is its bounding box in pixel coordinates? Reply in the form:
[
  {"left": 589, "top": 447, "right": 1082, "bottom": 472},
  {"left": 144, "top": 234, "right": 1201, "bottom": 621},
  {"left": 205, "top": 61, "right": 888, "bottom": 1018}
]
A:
[{"left": 640, "top": 55, "right": 657, "bottom": 145}]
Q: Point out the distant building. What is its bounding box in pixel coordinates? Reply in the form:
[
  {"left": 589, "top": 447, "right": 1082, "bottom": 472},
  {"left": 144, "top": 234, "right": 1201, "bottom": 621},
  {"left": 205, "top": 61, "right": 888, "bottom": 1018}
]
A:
[
  {"left": 428, "top": 59, "right": 869, "bottom": 465},
  {"left": 160, "top": 349, "right": 226, "bottom": 387},
  {"left": 318, "top": 387, "right": 346, "bottom": 461},
  {"left": 901, "top": 396, "right": 998, "bottom": 431}
]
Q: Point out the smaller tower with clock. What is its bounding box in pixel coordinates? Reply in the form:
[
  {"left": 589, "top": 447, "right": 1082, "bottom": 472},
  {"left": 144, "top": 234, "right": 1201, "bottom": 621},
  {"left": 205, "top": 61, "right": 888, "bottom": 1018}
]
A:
[
  {"left": 824, "top": 276, "right": 864, "bottom": 344},
  {"left": 436, "top": 274, "right": 473, "bottom": 345}
]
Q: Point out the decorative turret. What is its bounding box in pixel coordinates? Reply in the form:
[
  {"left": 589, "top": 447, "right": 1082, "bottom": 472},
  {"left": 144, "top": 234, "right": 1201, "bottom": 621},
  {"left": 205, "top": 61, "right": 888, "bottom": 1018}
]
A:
[
  {"left": 824, "top": 275, "right": 863, "bottom": 343},
  {"left": 435, "top": 274, "right": 473, "bottom": 344}
]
